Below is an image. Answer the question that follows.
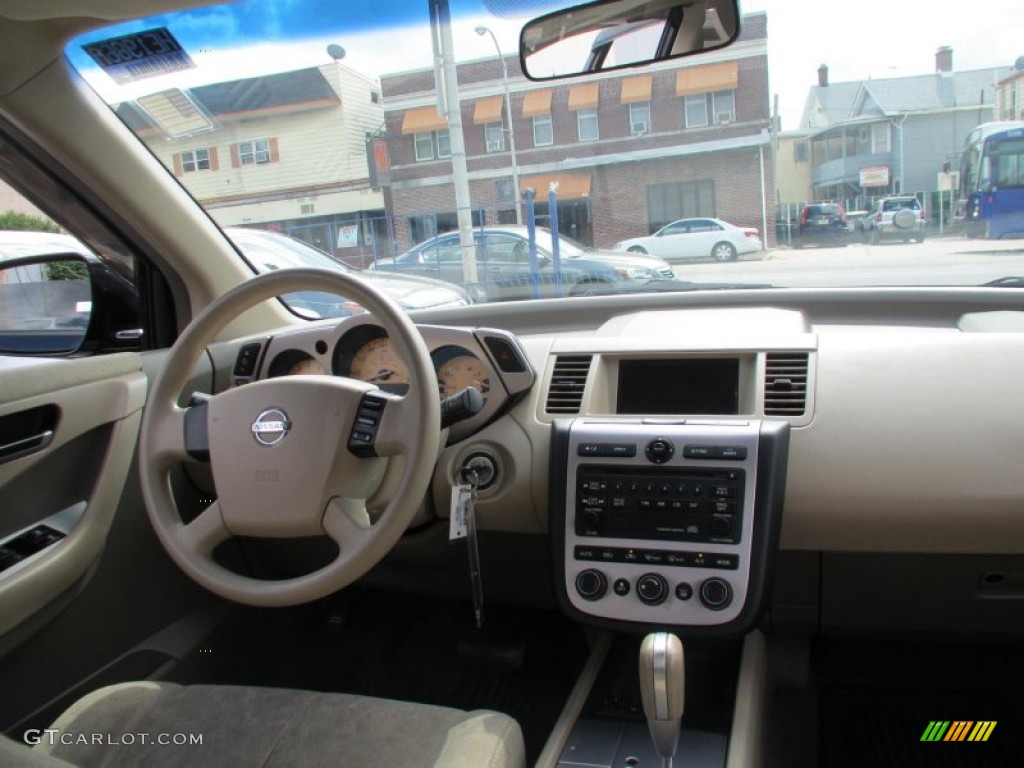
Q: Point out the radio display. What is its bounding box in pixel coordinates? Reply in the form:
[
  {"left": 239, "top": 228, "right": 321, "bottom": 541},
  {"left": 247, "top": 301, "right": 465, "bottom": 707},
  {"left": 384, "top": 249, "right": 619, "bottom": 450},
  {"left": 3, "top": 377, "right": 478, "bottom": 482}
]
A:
[{"left": 617, "top": 358, "right": 739, "bottom": 415}]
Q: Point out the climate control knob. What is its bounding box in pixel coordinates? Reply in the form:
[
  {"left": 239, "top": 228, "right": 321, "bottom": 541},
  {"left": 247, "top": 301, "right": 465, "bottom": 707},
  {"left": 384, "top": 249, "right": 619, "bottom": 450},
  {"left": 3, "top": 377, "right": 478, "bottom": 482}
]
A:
[
  {"left": 575, "top": 569, "right": 607, "bottom": 601},
  {"left": 699, "top": 577, "right": 733, "bottom": 611},
  {"left": 636, "top": 573, "right": 669, "bottom": 605}
]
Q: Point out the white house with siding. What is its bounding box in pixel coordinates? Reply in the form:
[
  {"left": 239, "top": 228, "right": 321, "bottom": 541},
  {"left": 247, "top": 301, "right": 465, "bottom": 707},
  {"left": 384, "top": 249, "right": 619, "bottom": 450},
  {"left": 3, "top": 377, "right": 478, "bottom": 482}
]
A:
[{"left": 117, "top": 63, "right": 386, "bottom": 263}]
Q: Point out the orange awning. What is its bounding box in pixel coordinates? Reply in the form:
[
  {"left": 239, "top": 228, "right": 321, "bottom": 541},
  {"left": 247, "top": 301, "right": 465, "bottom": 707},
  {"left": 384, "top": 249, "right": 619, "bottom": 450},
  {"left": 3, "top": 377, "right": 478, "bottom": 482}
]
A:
[
  {"left": 522, "top": 89, "right": 552, "bottom": 118},
  {"left": 519, "top": 172, "right": 592, "bottom": 200},
  {"left": 401, "top": 106, "right": 449, "bottom": 135},
  {"left": 675, "top": 62, "right": 739, "bottom": 96},
  {"left": 568, "top": 82, "right": 600, "bottom": 111},
  {"left": 620, "top": 75, "right": 653, "bottom": 104},
  {"left": 473, "top": 96, "right": 504, "bottom": 125}
]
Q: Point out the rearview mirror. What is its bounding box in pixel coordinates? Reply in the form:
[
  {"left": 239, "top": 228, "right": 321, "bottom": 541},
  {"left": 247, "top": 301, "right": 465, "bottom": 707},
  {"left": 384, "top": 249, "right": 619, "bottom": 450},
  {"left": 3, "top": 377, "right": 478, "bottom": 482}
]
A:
[{"left": 520, "top": 0, "right": 739, "bottom": 80}]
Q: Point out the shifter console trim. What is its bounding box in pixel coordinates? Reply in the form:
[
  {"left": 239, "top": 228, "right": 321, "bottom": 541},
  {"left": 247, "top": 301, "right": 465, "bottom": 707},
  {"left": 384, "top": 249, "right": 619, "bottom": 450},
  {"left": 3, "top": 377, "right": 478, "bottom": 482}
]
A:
[{"left": 550, "top": 418, "right": 789, "bottom": 636}]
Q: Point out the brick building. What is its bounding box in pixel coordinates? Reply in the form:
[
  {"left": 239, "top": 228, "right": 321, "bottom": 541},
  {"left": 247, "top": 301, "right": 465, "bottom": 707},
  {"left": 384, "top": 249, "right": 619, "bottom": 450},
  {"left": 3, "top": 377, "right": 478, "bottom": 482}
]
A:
[{"left": 380, "top": 12, "right": 773, "bottom": 251}]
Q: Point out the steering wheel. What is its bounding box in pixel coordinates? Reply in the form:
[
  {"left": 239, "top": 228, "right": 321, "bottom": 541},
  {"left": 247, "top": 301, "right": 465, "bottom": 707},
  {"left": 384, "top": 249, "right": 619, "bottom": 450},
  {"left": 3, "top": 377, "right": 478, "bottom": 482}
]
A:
[{"left": 139, "top": 268, "right": 440, "bottom": 606}]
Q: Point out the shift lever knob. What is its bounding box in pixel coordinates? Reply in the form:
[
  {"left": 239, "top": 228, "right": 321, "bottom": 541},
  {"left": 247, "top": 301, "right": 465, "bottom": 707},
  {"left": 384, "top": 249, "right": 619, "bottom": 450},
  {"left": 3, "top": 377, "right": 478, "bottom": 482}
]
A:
[{"left": 639, "top": 632, "right": 685, "bottom": 765}]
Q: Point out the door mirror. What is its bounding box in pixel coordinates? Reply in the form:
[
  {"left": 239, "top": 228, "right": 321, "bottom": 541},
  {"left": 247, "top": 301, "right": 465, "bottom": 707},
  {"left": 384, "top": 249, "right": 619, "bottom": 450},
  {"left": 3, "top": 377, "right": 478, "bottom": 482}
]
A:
[
  {"left": 0, "top": 254, "right": 92, "bottom": 353},
  {"left": 520, "top": 0, "right": 739, "bottom": 80},
  {"left": 0, "top": 252, "right": 141, "bottom": 354}
]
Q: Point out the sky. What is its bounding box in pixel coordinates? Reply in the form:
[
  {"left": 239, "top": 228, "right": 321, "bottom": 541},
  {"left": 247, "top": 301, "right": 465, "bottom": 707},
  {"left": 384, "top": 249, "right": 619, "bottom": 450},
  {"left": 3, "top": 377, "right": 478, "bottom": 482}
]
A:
[{"left": 68, "top": 0, "right": 1024, "bottom": 131}]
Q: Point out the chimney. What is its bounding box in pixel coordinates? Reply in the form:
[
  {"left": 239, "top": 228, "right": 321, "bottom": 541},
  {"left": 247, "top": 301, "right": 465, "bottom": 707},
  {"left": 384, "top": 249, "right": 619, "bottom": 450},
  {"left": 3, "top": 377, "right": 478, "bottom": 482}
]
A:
[
  {"left": 818, "top": 64, "right": 829, "bottom": 88},
  {"left": 936, "top": 46, "right": 953, "bottom": 74}
]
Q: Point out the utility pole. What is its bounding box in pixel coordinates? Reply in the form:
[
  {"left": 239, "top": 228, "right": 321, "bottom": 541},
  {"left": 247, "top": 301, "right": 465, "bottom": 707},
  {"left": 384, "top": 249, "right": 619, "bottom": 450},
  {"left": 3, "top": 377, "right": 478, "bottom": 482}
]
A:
[{"left": 431, "top": 0, "right": 477, "bottom": 286}]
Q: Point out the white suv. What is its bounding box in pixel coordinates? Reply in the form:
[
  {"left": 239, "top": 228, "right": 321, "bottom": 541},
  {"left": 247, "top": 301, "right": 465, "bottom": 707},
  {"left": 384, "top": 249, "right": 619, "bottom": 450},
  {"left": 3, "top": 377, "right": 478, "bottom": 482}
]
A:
[{"left": 863, "top": 196, "right": 927, "bottom": 243}]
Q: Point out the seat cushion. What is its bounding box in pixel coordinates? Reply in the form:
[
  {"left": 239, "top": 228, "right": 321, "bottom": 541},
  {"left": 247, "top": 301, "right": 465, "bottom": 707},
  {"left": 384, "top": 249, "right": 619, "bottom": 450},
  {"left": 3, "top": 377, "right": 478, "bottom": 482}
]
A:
[{"left": 30, "top": 682, "right": 525, "bottom": 768}]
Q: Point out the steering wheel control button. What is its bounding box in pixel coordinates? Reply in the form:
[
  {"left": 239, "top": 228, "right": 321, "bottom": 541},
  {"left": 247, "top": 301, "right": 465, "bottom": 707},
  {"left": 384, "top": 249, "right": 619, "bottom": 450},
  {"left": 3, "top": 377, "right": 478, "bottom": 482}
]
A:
[
  {"left": 233, "top": 342, "right": 264, "bottom": 378},
  {"left": 251, "top": 408, "right": 292, "bottom": 447},
  {"left": 645, "top": 438, "right": 674, "bottom": 463},
  {"left": 347, "top": 395, "right": 388, "bottom": 457},
  {"left": 575, "top": 569, "right": 608, "bottom": 601},
  {"left": 699, "top": 578, "right": 733, "bottom": 611},
  {"left": 675, "top": 583, "right": 694, "bottom": 601},
  {"left": 636, "top": 573, "right": 669, "bottom": 605},
  {"left": 613, "top": 578, "right": 631, "bottom": 596}
]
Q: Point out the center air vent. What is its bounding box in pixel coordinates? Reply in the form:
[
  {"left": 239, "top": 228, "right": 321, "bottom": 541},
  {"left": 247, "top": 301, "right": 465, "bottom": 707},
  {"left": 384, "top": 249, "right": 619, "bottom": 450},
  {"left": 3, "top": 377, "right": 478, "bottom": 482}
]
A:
[
  {"left": 546, "top": 355, "right": 593, "bottom": 414},
  {"left": 763, "top": 352, "right": 809, "bottom": 416}
]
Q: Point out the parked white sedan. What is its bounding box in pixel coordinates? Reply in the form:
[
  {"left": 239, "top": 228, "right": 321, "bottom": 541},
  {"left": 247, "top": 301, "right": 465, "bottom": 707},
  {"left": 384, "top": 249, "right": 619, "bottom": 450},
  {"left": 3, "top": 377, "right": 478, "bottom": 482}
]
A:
[{"left": 614, "top": 218, "right": 763, "bottom": 262}]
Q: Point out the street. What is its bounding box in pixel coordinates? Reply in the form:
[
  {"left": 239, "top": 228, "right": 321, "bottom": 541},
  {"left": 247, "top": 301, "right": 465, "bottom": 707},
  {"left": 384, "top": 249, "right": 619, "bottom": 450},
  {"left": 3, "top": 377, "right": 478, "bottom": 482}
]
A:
[{"left": 669, "top": 236, "right": 1024, "bottom": 288}]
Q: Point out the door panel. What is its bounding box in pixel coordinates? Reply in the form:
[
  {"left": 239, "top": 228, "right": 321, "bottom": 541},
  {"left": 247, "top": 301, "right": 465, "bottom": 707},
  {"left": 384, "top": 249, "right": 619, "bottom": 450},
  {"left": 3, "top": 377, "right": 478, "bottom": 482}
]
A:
[{"left": 0, "top": 353, "right": 146, "bottom": 638}]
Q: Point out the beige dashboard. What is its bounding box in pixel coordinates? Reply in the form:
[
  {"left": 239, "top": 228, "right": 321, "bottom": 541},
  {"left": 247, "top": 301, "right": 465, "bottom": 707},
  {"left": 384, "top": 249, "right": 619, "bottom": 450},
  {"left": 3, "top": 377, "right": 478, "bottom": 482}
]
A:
[{"left": 424, "top": 303, "right": 1024, "bottom": 556}]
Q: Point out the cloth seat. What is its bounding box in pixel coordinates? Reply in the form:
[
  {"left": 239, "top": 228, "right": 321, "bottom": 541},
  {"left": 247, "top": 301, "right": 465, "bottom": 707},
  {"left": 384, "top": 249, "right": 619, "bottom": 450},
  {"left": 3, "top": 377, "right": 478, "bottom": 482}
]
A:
[{"left": 3, "top": 682, "right": 525, "bottom": 768}]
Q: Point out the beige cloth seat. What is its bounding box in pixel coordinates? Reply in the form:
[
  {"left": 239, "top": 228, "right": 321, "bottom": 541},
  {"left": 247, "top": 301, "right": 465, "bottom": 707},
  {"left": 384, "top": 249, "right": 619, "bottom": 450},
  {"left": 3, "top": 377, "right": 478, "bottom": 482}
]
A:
[{"left": 2, "top": 682, "right": 526, "bottom": 768}]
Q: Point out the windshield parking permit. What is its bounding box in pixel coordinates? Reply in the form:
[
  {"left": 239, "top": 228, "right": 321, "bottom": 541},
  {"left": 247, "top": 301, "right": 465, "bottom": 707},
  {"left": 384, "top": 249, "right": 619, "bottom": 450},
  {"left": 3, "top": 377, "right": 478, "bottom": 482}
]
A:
[{"left": 82, "top": 28, "right": 195, "bottom": 85}]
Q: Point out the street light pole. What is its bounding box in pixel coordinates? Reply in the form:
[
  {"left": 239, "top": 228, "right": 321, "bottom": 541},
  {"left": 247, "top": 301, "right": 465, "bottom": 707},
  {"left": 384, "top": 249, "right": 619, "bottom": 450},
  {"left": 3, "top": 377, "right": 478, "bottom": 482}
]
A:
[{"left": 476, "top": 26, "right": 521, "bottom": 224}]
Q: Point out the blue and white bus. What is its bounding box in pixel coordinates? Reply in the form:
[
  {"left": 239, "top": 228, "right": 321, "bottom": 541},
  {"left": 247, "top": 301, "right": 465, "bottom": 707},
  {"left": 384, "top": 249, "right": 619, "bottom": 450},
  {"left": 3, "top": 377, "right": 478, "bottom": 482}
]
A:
[{"left": 960, "top": 121, "right": 1024, "bottom": 239}]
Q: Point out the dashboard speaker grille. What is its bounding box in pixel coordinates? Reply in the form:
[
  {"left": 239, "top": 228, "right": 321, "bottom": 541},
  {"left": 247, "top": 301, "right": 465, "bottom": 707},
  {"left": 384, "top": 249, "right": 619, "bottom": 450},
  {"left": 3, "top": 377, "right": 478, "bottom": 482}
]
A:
[
  {"left": 546, "top": 355, "right": 593, "bottom": 414},
  {"left": 764, "top": 353, "right": 809, "bottom": 416}
]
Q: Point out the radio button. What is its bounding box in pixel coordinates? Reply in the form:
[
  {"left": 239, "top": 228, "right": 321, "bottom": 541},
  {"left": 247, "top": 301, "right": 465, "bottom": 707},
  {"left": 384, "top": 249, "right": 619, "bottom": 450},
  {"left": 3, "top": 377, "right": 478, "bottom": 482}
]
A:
[
  {"left": 684, "top": 445, "right": 714, "bottom": 459},
  {"left": 637, "top": 574, "right": 669, "bottom": 605},
  {"left": 575, "top": 569, "right": 608, "bottom": 601},
  {"left": 675, "top": 583, "right": 694, "bottom": 601},
  {"left": 645, "top": 438, "right": 675, "bottom": 464},
  {"left": 580, "top": 509, "right": 605, "bottom": 533},
  {"left": 716, "top": 445, "right": 747, "bottom": 460},
  {"left": 711, "top": 516, "right": 733, "bottom": 538},
  {"left": 699, "top": 578, "right": 733, "bottom": 610},
  {"left": 613, "top": 578, "right": 631, "bottom": 596},
  {"left": 641, "top": 551, "right": 666, "bottom": 565},
  {"left": 711, "top": 486, "right": 736, "bottom": 498}
]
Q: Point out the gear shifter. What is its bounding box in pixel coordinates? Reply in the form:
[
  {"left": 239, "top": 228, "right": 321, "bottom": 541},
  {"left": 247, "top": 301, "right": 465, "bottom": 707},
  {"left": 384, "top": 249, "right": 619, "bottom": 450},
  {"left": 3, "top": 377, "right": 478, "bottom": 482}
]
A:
[{"left": 639, "top": 632, "right": 685, "bottom": 767}]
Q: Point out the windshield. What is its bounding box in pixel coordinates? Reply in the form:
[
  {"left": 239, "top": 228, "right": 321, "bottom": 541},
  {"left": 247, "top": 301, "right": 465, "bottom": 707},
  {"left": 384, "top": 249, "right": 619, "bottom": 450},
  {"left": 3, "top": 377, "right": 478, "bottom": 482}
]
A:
[{"left": 63, "top": 0, "right": 1024, "bottom": 303}]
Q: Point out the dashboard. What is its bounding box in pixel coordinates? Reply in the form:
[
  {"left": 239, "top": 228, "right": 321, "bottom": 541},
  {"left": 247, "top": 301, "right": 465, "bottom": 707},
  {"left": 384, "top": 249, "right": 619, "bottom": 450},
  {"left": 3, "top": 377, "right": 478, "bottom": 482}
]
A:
[{"left": 207, "top": 293, "right": 1024, "bottom": 635}]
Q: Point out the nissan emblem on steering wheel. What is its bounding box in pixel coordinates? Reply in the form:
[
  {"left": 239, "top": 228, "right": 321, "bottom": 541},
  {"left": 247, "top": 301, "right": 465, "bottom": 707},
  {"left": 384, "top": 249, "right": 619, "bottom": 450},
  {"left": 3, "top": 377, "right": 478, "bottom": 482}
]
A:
[{"left": 251, "top": 408, "right": 292, "bottom": 446}]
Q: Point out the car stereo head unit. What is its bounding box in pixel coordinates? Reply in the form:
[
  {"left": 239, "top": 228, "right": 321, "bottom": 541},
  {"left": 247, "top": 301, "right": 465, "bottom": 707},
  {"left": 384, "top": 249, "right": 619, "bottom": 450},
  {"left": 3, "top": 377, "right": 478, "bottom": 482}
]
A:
[{"left": 550, "top": 418, "right": 789, "bottom": 636}]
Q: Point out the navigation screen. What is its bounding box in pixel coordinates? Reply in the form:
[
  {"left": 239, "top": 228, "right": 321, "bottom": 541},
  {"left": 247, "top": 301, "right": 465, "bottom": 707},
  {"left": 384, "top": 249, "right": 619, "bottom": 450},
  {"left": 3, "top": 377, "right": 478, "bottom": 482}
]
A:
[{"left": 617, "top": 359, "right": 739, "bottom": 415}]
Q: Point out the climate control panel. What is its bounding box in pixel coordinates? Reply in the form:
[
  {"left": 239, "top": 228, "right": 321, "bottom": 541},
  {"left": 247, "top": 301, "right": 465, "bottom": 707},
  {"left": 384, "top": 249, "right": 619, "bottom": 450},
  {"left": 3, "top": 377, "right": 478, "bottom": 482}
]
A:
[{"left": 550, "top": 419, "right": 789, "bottom": 635}]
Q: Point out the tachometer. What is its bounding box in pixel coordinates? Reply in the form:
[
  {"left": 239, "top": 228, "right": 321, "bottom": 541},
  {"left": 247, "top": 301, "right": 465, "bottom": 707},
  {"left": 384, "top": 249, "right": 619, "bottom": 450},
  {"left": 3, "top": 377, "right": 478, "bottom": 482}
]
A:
[{"left": 437, "top": 354, "right": 490, "bottom": 399}]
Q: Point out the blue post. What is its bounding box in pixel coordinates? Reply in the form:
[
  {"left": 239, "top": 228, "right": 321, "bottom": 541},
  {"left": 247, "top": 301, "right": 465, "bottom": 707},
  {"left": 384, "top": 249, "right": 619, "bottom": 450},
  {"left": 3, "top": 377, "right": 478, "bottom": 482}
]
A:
[
  {"left": 548, "top": 188, "right": 563, "bottom": 298},
  {"left": 523, "top": 188, "right": 541, "bottom": 299}
]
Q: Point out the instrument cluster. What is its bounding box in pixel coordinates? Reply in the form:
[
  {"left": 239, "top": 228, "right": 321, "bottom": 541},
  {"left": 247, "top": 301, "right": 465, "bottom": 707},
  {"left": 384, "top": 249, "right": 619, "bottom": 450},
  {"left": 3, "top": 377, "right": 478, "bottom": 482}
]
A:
[{"left": 255, "top": 320, "right": 532, "bottom": 442}]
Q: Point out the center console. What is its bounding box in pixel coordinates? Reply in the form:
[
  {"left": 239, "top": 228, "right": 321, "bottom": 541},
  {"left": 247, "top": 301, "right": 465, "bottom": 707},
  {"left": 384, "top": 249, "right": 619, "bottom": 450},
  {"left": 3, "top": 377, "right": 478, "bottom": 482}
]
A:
[{"left": 550, "top": 418, "right": 789, "bottom": 636}]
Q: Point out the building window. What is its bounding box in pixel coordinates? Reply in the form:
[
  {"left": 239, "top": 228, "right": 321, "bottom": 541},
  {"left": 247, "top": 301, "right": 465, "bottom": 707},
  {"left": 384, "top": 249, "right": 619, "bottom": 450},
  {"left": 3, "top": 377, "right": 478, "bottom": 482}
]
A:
[
  {"left": 712, "top": 90, "right": 736, "bottom": 123},
  {"left": 414, "top": 132, "right": 434, "bottom": 161},
  {"left": 371, "top": 91, "right": 381, "bottom": 103},
  {"left": 629, "top": 102, "right": 651, "bottom": 135},
  {"left": 647, "top": 180, "right": 716, "bottom": 232},
  {"left": 238, "top": 138, "right": 272, "bottom": 165},
  {"left": 684, "top": 94, "right": 709, "bottom": 128},
  {"left": 180, "top": 148, "right": 211, "bottom": 172},
  {"left": 533, "top": 115, "right": 553, "bottom": 147},
  {"left": 872, "top": 122, "right": 891, "bottom": 153},
  {"left": 684, "top": 90, "right": 736, "bottom": 128},
  {"left": 485, "top": 123, "right": 504, "bottom": 153},
  {"left": 436, "top": 130, "right": 452, "bottom": 158},
  {"left": 577, "top": 108, "right": 599, "bottom": 141},
  {"left": 414, "top": 131, "right": 450, "bottom": 161},
  {"left": 794, "top": 141, "right": 809, "bottom": 162}
]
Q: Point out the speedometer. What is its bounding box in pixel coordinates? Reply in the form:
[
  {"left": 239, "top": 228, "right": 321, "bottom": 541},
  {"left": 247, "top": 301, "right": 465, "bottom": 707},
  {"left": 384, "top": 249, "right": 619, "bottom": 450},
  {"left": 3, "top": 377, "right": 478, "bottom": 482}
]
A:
[
  {"left": 350, "top": 337, "right": 409, "bottom": 387},
  {"left": 437, "top": 355, "right": 490, "bottom": 399}
]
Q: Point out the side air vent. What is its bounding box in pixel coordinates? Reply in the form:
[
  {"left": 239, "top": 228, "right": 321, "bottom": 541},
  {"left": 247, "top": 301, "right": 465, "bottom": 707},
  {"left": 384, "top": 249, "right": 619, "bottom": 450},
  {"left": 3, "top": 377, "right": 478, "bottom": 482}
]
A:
[
  {"left": 546, "top": 355, "right": 593, "bottom": 414},
  {"left": 763, "top": 352, "right": 809, "bottom": 416}
]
